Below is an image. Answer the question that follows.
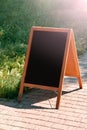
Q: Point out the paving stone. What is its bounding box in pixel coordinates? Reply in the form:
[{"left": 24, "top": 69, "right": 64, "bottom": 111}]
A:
[{"left": 0, "top": 52, "right": 87, "bottom": 130}]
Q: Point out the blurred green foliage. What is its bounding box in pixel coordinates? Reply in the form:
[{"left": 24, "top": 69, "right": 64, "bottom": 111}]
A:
[{"left": 0, "top": 0, "right": 87, "bottom": 98}]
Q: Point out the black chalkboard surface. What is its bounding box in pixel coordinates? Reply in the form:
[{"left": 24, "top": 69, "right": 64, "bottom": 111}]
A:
[{"left": 25, "top": 31, "right": 67, "bottom": 87}]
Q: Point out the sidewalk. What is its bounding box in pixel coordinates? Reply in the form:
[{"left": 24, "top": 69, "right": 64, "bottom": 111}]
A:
[{"left": 0, "top": 52, "right": 87, "bottom": 130}]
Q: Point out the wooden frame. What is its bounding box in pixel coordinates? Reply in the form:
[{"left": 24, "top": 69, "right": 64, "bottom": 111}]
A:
[{"left": 18, "top": 26, "right": 82, "bottom": 109}]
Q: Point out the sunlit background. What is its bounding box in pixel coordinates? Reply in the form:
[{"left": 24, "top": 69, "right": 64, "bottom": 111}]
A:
[
  {"left": 0, "top": 0, "right": 87, "bottom": 50},
  {"left": 0, "top": 0, "right": 87, "bottom": 98}
]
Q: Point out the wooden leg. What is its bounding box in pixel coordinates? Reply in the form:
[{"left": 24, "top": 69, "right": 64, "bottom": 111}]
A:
[
  {"left": 78, "top": 77, "right": 82, "bottom": 89},
  {"left": 18, "top": 84, "right": 24, "bottom": 102},
  {"left": 56, "top": 91, "right": 62, "bottom": 109}
]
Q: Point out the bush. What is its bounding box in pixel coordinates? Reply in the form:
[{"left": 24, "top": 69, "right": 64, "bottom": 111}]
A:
[{"left": 0, "top": 0, "right": 87, "bottom": 98}]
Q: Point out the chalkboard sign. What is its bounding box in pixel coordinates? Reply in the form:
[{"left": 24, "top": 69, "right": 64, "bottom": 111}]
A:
[
  {"left": 25, "top": 31, "right": 67, "bottom": 87},
  {"left": 18, "top": 26, "right": 82, "bottom": 109}
]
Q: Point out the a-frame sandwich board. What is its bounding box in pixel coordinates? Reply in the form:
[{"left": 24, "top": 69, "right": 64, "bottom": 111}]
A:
[{"left": 18, "top": 26, "right": 82, "bottom": 109}]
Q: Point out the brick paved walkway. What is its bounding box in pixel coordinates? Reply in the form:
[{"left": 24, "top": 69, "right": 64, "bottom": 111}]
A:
[{"left": 0, "top": 52, "right": 87, "bottom": 130}]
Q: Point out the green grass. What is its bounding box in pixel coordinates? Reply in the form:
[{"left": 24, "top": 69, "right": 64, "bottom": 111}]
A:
[
  {"left": 0, "top": 44, "right": 26, "bottom": 98},
  {"left": 0, "top": 0, "right": 87, "bottom": 98}
]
